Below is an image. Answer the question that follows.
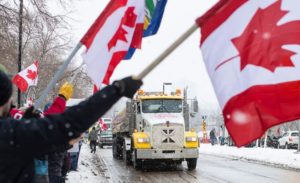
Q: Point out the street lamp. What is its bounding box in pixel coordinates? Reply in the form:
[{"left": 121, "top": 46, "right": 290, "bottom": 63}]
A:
[{"left": 163, "top": 82, "right": 172, "bottom": 94}]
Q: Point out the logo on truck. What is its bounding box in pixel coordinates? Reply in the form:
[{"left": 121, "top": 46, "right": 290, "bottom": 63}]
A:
[{"left": 162, "top": 129, "right": 175, "bottom": 143}]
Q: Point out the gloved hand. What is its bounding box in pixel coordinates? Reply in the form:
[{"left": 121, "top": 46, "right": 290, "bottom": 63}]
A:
[
  {"left": 112, "top": 76, "right": 143, "bottom": 98},
  {"left": 59, "top": 82, "right": 74, "bottom": 101}
]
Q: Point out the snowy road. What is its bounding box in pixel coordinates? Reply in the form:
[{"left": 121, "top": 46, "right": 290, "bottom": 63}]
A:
[
  {"left": 95, "top": 148, "right": 300, "bottom": 183},
  {"left": 68, "top": 144, "right": 300, "bottom": 183}
]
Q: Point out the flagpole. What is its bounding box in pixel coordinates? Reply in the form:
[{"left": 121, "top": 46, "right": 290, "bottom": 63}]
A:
[
  {"left": 135, "top": 23, "right": 198, "bottom": 80},
  {"left": 35, "top": 43, "right": 83, "bottom": 109}
]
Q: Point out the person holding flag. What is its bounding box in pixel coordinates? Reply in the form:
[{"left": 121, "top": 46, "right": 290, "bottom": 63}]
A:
[
  {"left": 10, "top": 81, "right": 74, "bottom": 183},
  {"left": 0, "top": 68, "right": 142, "bottom": 182}
]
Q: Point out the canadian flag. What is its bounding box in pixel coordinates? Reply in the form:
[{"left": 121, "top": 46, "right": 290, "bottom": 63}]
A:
[
  {"left": 198, "top": 0, "right": 300, "bottom": 147},
  {"left": 12, "top": 61, "right": 38, "bottom": 92},
  {"left": 81, "top": 0, "right": 144, "bottom": 89},
  {"left": 98, "top": 118, "right": 108, "bottom": 131}
]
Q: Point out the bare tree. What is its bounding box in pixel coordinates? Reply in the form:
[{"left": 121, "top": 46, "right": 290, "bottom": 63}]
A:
[{"left": 0, "top": 0, "right": 93, "bottom": 107}]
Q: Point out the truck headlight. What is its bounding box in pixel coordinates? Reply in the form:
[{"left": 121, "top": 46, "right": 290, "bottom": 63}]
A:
[
  {"left": 186, "top": 137, "right": 197, "bottom": 142},
  {"left": 137, "top": 137, "right": 150, "bottom": 143}
]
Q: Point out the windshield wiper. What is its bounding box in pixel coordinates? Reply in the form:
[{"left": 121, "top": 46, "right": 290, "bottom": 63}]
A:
[{"left": 160, "top": 100, "right": 170, "bottom": 113}]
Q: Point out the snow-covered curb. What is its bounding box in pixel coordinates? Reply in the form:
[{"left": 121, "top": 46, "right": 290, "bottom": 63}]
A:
[
  {"left": 66, "top": 144, "right": 108, "bottom": 183},
  {"left": 199, "top": 144, "right": 300, "bottom": 171}
]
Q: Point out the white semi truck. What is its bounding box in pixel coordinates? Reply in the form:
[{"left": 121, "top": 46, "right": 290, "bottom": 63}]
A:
[{"left": 112, "top": 89, "right": 199, "bottom": 170}]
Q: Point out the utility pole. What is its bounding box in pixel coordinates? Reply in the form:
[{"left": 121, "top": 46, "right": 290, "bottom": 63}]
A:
[{"left": 17, "top": 0, "right": 23, "bottom": 107}]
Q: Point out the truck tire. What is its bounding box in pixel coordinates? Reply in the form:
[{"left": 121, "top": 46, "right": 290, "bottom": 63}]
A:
[
  {"left": 123, "top": 140, "right": 131, "bottom": 165},
  {"left": 186, "top": 158, "right": 197, "bottom": 170},
  {"left": 112, "top": 138, "right": 118, "bottom": 159},
  {"left": 133, "top": 150, "right": 142, "bottom": 170},
  {"left": 116, "top": 137, "right": 124, "bottom": 160}
]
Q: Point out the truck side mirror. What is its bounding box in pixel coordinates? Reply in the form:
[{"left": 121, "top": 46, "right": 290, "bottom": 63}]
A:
[{"left": 126, "top": 102, "right": 132, "bottom": 113}]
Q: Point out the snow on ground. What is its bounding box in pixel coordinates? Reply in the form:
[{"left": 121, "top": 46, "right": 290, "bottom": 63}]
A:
[
  {"left": 66, "top": 143, "right": 300, "bottom": 182},
  {"left": 199, "top": 143, "right": 300, "bottom": 170},
  {"left": 66, "top": 143, "right": 107, "bottom": 183}
]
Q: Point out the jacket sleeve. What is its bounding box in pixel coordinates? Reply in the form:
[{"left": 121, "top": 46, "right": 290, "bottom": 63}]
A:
[
  {"left": 44, "top": 96, "right": 66, "bottom": 115},
  {"left": 0, "top": 85, "right": 121, "bottom": 158}
]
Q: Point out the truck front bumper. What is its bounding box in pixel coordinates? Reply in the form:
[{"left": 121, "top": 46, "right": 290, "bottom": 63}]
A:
[{"left": 136, "top": 148, "right": 198, "bottom": 160}]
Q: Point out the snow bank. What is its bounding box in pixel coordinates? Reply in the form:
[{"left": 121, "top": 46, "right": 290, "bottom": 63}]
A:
[
  {"left": 199, "top": 144, "right": 300, "bottom": 170},
  {"left": 66, "top": 144, "right": 107, "bottom": 183}
]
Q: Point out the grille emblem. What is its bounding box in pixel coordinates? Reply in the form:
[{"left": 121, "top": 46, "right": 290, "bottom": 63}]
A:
[{"left": 162, "top": 129, "right": 175, "bottom": 143}]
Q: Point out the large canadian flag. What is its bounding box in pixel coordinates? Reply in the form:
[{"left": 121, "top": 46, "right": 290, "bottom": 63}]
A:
[
  {"left": 198, "top": 0, "right": 300, "bottom": 147},
  {"left": 12, "top": 61, "right": 38, "bottom": 92},
  {"left": 81, "top": 0, "right": 144, "bottom": 89}
]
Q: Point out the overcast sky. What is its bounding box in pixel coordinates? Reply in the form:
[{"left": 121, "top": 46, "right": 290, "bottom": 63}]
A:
[{"left": 53, "top": 0, "right": 220, "bottom": 111}]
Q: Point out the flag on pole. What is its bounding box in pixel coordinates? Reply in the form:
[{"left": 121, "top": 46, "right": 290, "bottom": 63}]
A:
[
  {"left": 98, "top": 118, "right": 108, "bottom": 131},
  {"left": 81, "top": 0, "right": 145, "bottom": 88},
  {"left": 124, "top": 0, "right": 168, "bottom": 59},
  {"left": 12, "top": 61, "right": 38, "bottom": 92},
  {"left": 197, "top": 0, "right": 300, "bottom": 147}
]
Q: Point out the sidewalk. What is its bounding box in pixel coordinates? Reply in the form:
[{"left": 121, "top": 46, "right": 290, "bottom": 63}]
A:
[
  {"left": 199, "top": 143, "right": 300, "bottom": 171},
  {"left": 66, "top": 144, "right": 108, "bottom": 183}
]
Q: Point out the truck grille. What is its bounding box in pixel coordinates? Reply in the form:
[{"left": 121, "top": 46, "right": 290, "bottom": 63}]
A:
[{"left": 152, "top": 123, "right": 184, "bottom": 149}]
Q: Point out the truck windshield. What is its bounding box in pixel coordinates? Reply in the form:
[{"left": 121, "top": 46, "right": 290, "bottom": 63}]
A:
[{"left": 142, "top": 99, "right": 182, "bottom": 113}]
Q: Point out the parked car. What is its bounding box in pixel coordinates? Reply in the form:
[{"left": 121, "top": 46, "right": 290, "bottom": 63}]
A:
[
  {"left": 99, "top": 130, "right": 113, "bottom": 148},
  {"left": 261, "top": 135, "right": 280, "bottom": 148},
  {"left": 277, "top": 131, "right": 299, "bottom": 149}
]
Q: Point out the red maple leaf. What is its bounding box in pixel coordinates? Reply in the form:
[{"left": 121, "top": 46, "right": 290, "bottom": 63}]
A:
[
  {"left": 226, "top": 0, "right": 300, "bottom": 72},
  {"left": 26, "top": 69, "right": 37, "bottom": 80},
  {"left": 108, "top": 7, "right": 137, "bottom": 51}
]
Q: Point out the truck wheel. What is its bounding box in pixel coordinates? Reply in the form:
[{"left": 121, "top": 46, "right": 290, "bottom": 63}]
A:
[
  {"left": 123, "top": 141, "right": 131, "bottom": 165},
  {"left": 133, "top": 150, "right": 142, "bottom": 170},
  {"left": 112, "top": 138, "right": 118, "bottom": 159},
  {"left": 186, "top": 158, "right": 197, "bottom": 170},
  {"left": 114, "top": 138, "right": 123, "bottom": 160}
]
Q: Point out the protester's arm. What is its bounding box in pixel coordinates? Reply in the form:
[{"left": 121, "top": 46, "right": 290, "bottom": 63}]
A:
[
  {"left": 44, "top": 82, "right": 73, "bottom": 115},
  {"left": 0, "top": 77, "right": 142, "bottom": 157}
]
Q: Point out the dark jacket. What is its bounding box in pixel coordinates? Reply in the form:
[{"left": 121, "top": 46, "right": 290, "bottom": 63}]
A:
[
  {"left": 88, "top": 129, "right": 98, "bottom": 142},
  {"left": 210, "top": 129, "right": 216, "bottom": 140},
  {"left": 0, "top": 85, "right": 121, "bottom": 183},
  {"left": 48, "top": 151, "right": 65, "bottom": 177},
  {"left": 45, "top": 97, "right": 67, "bottom": 178}
]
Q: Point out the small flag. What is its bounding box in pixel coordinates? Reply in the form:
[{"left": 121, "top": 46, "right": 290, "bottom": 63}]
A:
[
  {"left": 98, "top": 118, "right": 108, "bottom": 131},
  {"left": 12, "top": 61, "right": 38, "bottom": 92}
]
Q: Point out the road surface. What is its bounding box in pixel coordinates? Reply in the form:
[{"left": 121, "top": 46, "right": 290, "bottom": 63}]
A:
[{"left": 90, "top": 147, "right": 300, "bottom": 183}]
